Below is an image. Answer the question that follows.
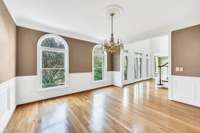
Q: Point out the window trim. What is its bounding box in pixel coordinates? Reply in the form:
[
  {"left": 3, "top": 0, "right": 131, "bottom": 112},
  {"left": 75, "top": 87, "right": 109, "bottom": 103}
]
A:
[
  {"left": 37, "top": 34, "right": 69, "bottom": 90},
  {"left": 92, "top": 45, "right": 107, "bottom": 82}
]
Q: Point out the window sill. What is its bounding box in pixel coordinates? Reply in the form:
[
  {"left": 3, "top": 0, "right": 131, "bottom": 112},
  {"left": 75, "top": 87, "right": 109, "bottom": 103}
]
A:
[{"left": 93, "top": 78, "right": 107, "bottom": 83}]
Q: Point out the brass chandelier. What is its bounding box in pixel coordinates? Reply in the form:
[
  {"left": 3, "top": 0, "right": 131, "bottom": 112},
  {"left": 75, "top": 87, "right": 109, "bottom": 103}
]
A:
[{"left": 102, "top": 13, "right": 124, "bottom": 53}]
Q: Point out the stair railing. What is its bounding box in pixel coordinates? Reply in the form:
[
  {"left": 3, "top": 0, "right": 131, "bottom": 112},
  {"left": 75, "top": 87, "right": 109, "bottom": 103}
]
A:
[{"left": 158, "top": 62, "right": 168, "bottom": 85}]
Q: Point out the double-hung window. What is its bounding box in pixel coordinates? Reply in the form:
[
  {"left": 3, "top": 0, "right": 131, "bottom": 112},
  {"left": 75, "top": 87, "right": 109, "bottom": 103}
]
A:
[{"left": 38, "top": 34, "right": 69, "bottom": 89}]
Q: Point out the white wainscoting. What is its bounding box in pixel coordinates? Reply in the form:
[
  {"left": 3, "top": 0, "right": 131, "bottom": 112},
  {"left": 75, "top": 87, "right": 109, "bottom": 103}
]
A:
[
  {"left": 112, "top": 71, "right": 123, "bottom": 87},
  {"left": 16, "top": 72, "right": 113, "bottom": 105},
  {"left": 170, "top": 75, "right": 200, "bottom": 107},
  {"left": 0, "top": 78, "right": 16, "bottom": 133}
]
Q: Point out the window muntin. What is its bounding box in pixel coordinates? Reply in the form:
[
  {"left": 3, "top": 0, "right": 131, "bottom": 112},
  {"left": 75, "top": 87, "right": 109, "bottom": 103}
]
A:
[
  {"left": 38, "top": 34, "right": 68, "bottom": 89},
  {"left": 93, "top": 46, "right": 106, "bottom": 81}
]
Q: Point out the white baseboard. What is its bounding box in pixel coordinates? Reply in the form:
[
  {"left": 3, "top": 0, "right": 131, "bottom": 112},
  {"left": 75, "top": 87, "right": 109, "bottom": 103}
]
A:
[{"left": 0, "top": 78, "right": 16, "bottom": 133}]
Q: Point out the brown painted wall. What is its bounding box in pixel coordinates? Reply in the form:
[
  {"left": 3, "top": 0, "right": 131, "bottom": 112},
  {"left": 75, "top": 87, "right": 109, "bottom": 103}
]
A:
[
  {"left": 172, "top": 24, "right": 200, "bottom": 77},
  {"left": 0, "top": 0, "right": 16, "bottom": 83},
  {"left": 112, "top": 51, "right": 120, "bottom": 71},
  {"left": 16, "top": 27, "right": 112, "bottom": 76}
]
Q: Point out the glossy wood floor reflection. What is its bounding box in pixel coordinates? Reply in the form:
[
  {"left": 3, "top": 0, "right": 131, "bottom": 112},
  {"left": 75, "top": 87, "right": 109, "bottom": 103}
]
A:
[{"left": 5, "top": 80, "right": 200, "bottom": 133}]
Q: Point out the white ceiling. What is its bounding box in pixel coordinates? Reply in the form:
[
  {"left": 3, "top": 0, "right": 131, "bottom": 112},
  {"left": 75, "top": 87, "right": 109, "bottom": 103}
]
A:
[{"left": 4, "top": 0, "right": 200, "bottom": 43}]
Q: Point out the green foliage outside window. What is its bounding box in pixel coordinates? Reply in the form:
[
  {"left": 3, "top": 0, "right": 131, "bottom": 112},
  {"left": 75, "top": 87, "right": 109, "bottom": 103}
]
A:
[
  {"left": 42, "top": 69, "right": 65, "bottom": 88},
  {"left": 94, "top": 56, "right": 104, "bottom": 81},
  {"left": 42, "top": 50, "right": 65, "bottom": 88},
  {"left": 42, "top": 51, "right": 64, "bottom": 68},
  {"left": 41, "top": 38, "right": 66, "bottom": 88},
  {"left": 94, "top": 67, "right": 103, "bottom": 81},
  {"left": 41, "top": 38, "right": 65, "bottom": 49}
]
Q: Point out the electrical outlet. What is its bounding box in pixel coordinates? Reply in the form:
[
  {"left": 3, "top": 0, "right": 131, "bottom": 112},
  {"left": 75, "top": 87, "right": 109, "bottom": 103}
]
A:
[{"left": 180, "top": 67, "right": 184, "bottom": 72}]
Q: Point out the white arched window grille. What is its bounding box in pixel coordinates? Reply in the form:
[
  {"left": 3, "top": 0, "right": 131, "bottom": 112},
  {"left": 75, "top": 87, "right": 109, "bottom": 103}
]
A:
[
  {"left": 92, "top": 45, "right": 107, "bottom": 81},
  {"left": 37, "top": 34, "right": 69, "bottom": 89}
]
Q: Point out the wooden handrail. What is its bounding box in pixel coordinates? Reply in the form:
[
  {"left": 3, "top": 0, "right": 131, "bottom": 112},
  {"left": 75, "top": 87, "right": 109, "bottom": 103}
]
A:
[{"left": 159, "top": 62, "right": 168, "bottom": 68}]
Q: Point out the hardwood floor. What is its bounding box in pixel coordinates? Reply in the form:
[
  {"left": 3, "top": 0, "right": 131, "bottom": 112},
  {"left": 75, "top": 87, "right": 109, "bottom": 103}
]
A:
[{"left": 5, "top": 80, "right": 200, "bottom": 133}]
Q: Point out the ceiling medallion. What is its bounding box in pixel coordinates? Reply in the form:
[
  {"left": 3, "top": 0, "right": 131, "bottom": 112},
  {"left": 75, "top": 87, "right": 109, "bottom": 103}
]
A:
[{"left": 102, "top": 5, "right": 124, "bottom": 54}]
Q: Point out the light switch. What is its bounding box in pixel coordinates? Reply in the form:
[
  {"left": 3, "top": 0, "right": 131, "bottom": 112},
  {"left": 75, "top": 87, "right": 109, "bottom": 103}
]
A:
[
  {"left": 180, "top": 67, "right": 184, "bottom": 72},
  {"left": 176, "top": 67, "right": 180, "bottom": 72}
]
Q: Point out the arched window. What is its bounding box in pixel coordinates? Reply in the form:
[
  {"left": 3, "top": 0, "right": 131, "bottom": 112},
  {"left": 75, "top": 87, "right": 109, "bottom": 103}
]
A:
[
  {"left": 92, "top": 45, "right": 107, "bottom": 81},
  {"left": 37, "top": 34, "right": 69, "bottom": 89}
]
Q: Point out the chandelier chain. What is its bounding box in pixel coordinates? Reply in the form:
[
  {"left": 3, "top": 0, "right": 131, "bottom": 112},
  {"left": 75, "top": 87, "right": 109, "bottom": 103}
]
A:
[{"left": 111, "top": 13, "right": 114, "bottom": 42}]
